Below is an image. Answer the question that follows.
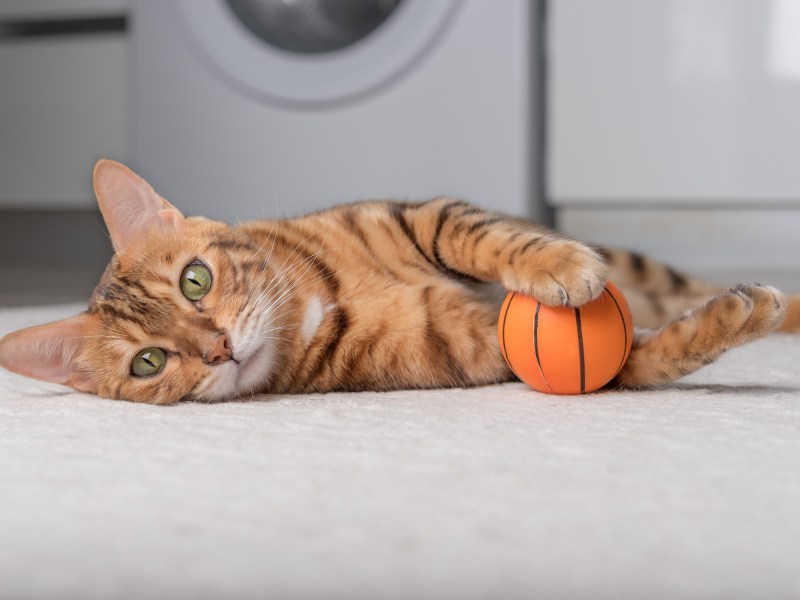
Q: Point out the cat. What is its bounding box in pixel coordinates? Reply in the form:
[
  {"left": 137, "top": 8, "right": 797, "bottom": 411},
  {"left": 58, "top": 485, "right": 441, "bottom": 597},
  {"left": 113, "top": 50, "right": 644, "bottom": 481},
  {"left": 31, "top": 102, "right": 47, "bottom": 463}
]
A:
[{"left": 0, "top": 160, "right": 797, "bottom": 404}]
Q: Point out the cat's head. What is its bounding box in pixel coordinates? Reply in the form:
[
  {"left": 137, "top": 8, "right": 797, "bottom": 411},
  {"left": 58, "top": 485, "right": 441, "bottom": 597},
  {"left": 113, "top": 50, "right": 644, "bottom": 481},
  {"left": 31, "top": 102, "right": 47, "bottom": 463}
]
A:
[{"left": 0, "top": 160, "right": 285, "bottom": 404}]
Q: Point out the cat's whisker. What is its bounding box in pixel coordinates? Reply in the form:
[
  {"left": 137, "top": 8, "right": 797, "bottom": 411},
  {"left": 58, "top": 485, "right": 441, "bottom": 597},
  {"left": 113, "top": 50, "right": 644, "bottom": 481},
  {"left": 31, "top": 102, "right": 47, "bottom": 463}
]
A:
[
  {"left": 266, "top": 232, "right": 320, "bottom": 278},
  {"left": 268, "top": 227, "right": 335, "bottom": 279},
  {"left": 264, "top": 245, "right": 342, "bottom": 298},
  {"left": 257, "top": 271, "right": 326, "bottom": 312},
  {"left": 252, "top": 217, "right": 280, "bottom": 262},
  {"left": 240, "top": 222, "right": 281, "bottom": 296},
  {"left": 240, "top": 231, "right": 326, "bottom": 309},
  {"left": 266, "top": 244, "right": 338, "bottom": 297},
  {"left": 251, "top": 272, "right": 337, "bottom": 328},
  {"left": 245, "top": 249, "right": 340, "bottom": 320}
]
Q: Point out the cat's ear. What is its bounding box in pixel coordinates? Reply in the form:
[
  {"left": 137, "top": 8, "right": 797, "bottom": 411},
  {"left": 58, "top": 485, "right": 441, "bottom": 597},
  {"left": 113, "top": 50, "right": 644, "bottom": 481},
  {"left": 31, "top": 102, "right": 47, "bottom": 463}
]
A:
[
  {"left": 0, "top": 314, "right": 97, "bottom": 393},
  {"left": 93, "top": 159, "right": 185, "bottom": 256}
]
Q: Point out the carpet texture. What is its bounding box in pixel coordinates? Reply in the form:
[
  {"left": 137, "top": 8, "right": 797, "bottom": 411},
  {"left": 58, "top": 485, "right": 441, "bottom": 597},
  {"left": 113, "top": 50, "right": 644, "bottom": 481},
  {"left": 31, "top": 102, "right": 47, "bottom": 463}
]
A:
[{"left": 1, "top": 303, "right": 799, "bottom": 600}]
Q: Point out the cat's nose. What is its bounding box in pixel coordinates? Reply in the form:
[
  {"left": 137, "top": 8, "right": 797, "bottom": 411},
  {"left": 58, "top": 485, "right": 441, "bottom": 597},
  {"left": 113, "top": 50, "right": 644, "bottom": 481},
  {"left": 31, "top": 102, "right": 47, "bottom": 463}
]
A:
[{"left": 204, "top": 332, "right": 233, "bottom": 365}]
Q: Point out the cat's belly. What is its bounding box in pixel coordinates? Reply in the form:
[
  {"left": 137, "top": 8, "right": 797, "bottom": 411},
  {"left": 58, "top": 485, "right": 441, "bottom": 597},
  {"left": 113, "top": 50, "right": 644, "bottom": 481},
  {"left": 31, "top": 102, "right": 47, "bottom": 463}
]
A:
[{"left": 301, "top": 280, "right": 511, "bottom": 392}]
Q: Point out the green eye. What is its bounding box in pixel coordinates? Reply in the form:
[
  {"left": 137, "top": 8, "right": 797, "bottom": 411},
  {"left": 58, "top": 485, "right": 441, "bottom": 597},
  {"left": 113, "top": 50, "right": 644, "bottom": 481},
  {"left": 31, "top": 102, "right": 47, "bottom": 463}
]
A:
[
  {"left": 180, "top": 262, "right": 212, "bottom": 301},
  {"left": 131, "top": 348, "right": 167, "bottom": 377}
]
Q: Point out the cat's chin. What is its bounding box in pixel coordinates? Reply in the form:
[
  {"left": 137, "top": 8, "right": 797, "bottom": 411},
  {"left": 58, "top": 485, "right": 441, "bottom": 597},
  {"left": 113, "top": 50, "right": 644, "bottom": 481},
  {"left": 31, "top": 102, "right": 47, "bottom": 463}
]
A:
[
  {"left": 232, "top": 344, "right": 275, "bottom": 397},
  {"left": 194, "top": 344, "right": 275, "bottom": 402}
]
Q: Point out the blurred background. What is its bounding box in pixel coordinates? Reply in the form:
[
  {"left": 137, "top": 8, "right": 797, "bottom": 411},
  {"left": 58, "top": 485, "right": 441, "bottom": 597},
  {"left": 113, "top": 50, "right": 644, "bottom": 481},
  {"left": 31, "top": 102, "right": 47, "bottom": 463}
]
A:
[{"left": 1, "top": 0, "right": 799, "bottom": 306}]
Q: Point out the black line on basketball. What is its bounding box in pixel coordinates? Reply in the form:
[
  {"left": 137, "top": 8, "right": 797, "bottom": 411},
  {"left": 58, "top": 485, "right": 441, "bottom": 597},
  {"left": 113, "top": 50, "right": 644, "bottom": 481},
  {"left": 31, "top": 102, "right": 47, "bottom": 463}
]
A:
[
  {"left": 501, "top": 293, "right": 521, "bottom": 380},
  {"left": 500, "top": 292, "right": 515, "bottom": 362},
  {"left": 575, "top": 307, "right": 586, "bottom": 393},
  {"left": 606, "top": 287, "right": 629, "bottom": 375},
  {"left": 532, "top": 302, "right": 553, "bottom": 392},
  {"left": 533, "top": 302, "right": 543, "bottom": 374}
]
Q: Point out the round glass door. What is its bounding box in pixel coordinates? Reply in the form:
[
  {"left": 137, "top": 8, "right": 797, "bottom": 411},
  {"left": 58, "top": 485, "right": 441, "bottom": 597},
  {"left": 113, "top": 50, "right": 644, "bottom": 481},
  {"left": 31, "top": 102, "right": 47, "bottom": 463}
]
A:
[
  {"left": 173, "top": 0, "right": 458, "bottom": 107},
  {"left": 225, "top": 0, "right": 404, "bottom": 54}
]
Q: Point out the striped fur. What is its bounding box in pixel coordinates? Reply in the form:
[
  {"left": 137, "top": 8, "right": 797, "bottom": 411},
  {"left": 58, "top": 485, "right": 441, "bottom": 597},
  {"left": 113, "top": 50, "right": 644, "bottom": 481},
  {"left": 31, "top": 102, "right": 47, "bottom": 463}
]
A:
[{"left": 0, "top": 160, "right": 797, "bottom": 403}]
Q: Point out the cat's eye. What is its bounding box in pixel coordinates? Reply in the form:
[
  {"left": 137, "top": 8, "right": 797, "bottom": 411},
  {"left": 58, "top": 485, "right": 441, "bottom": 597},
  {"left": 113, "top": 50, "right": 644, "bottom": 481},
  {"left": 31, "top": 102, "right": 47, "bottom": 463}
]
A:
[
  {"left": 180, "top": 262, "right": 212, "bottom": 301},
  {"left": 131, "top": 348, "right": 167, "bottom": 378}
]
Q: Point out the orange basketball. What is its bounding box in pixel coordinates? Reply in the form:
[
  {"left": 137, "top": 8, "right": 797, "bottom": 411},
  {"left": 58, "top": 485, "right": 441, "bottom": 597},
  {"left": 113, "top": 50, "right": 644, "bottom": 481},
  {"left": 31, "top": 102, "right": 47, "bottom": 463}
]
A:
[{"left": 498, "top": 282, "right": 633, "bottom": 394}]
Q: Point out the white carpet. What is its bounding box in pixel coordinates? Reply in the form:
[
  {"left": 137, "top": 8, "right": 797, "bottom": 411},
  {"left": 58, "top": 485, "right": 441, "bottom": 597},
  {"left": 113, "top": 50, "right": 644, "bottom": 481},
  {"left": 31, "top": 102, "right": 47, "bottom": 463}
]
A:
[{"left": 1, "top": 304, "right": 799, "bottom": 600}]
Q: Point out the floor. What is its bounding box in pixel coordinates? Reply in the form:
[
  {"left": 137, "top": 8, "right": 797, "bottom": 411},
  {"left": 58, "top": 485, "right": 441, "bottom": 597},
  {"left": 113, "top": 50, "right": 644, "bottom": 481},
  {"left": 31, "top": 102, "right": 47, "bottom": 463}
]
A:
[{"left": 1, "top": 300, "right": 799, "bottom": 600}]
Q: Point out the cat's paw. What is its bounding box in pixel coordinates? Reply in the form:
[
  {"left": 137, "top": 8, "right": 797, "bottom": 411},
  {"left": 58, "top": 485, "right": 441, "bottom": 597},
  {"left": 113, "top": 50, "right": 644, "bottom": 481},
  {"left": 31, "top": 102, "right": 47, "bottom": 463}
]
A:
[
  {"left": 717, "top": 284, "right": 787, "bottom": 341},
  {"left": 502, "top": 238, "right": 609, "bottom": 307},
  {"left": 682, "top": 284, "right": 786, "bottom": 352}
]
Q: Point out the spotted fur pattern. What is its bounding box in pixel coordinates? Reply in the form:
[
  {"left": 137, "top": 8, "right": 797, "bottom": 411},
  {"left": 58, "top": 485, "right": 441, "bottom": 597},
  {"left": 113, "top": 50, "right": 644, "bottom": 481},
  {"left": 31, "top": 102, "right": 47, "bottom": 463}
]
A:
[{"left": 0, "top": 161, "right": 796, "bottom": 403}]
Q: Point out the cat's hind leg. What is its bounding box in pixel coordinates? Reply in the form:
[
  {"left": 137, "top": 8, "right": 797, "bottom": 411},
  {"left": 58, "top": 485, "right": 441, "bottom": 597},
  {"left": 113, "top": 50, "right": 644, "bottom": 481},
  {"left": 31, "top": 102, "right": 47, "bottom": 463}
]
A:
[{"left": 613, "top": 284, "right": 786, "bottom": 388}]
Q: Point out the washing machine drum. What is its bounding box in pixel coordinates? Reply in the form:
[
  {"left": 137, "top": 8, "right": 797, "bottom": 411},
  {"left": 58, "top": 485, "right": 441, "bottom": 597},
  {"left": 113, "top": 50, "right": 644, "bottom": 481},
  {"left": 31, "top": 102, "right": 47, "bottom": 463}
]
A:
[
  {"left": 174, "top": 0, "right": 458, "bottom": 107},
  {"left": 225, "top": 0, "right": 403, "bottom": 54}
]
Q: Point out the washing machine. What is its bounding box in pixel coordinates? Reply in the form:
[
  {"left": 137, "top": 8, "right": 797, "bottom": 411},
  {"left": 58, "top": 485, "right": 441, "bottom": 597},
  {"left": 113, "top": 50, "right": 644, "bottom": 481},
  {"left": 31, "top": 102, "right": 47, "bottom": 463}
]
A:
[{"left": 131, "top": 0, "right": 543, "bottom": 222}]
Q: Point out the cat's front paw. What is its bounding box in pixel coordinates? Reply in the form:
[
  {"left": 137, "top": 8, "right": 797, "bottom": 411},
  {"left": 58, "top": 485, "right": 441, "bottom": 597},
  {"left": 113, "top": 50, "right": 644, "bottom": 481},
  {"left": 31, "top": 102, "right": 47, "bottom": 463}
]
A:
[{"left": 502, "top": 238, "right": 609, "bottom": 307}]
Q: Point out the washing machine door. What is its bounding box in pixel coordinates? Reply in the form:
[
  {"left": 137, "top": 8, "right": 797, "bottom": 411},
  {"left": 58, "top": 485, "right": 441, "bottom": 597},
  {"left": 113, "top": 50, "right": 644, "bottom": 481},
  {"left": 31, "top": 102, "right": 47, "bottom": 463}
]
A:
[{"left": 172, "top": 0, "right": 458, "bottom": 108}]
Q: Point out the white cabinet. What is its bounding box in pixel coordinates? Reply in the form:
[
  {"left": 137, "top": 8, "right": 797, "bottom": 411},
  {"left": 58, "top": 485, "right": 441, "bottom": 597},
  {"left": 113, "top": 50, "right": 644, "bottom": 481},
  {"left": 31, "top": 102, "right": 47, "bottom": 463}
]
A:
[
  {"left": 550, "top": 0, "right": 800, "bottom": 205},
  {"left": 0, "top": 1, "right": 126, "bottom": 19},
  {"left": 0, "top": 0, "right": 127, "bottom": 209}
]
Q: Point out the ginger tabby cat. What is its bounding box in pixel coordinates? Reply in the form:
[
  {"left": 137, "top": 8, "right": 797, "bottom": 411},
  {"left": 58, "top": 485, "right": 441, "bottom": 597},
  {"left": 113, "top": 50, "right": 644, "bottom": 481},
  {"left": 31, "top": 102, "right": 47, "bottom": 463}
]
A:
[{"left": 0, "top": 160, "right": 797, "bottom": 404}]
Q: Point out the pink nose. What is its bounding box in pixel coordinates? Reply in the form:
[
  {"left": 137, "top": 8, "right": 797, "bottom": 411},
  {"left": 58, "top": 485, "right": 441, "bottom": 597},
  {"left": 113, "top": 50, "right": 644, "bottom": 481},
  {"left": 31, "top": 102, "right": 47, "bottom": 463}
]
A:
[{"left": 204, "top": 332, "right": 233, "bottom": 365}]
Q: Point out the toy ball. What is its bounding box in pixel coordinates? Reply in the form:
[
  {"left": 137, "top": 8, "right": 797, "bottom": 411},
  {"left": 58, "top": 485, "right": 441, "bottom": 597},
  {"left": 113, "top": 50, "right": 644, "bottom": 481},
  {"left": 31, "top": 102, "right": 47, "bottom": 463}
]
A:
[{"left": 498, "top": 281, "right": 633, "bottom": 394}]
